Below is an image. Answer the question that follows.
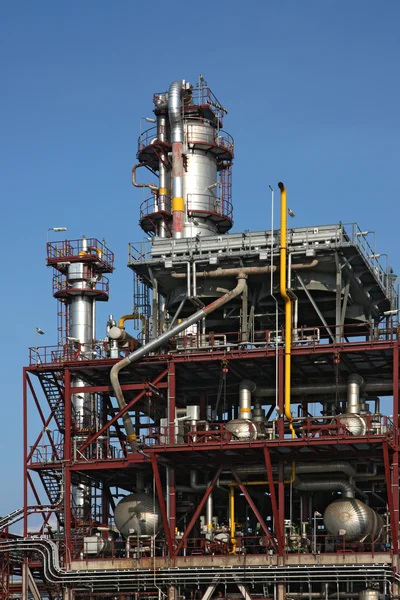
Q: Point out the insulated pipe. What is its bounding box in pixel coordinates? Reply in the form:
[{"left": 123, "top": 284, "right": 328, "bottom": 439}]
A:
[
  {"left": 110, "top": 275, "right": 247, "bottom": 451},
  {"left": 294, "top": 478, "right": 355, "bottom": 498},
  {"left": 131, "top": 164, "right": 158, "bottom": 190},
  {"left": 279, "top": 181, "right": 295, "bottom": 438},
  {"left": 347, "top": 374, "right": 364, "bottom": 414},
  {"left": 171, "top": 261, "right": 318, "bottom": 279},
  {"left": 239, "top": 380, "right": 256, "bottom": 420},
  {"left": 253, "top": 381, "right": 390, "bottom": 398},
  {"left": 157, "top": 114, "right": 169, "bottom": 237},
  {"left": 168, "top": 80, "right": 186, "bottom": 239},
  {"left": 206, "top": 494, "right": 213, "bottom": 536}
]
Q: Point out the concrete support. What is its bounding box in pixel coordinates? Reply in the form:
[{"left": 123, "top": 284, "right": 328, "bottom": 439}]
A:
[{"left": 168, "top": 586, "right": 177, "bottom": 600}]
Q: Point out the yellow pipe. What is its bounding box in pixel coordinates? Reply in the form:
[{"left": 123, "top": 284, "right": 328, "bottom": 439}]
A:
[
  {"left": 118, "top": 313, "right": 146, "bottom": 339},
  {"left": 229, "top": 485, "right": 236, "bottom": 554},
  {"left": 278, "top": 182, "right": 295, "bottom": 440}
]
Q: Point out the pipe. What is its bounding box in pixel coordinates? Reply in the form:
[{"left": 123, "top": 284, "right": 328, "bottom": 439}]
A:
[
  {"left": 117, "top": 313, "right": 146, "bottom": 343},
  {"left": 131, "top": 163, "right": 158, "bottom": 190},
  {"left": 253, "top": 380, "right": 391, "bottom": 398},
  {"left": 347, "top": 374, "right": 364, "bottom": 414},
  {"left": 279, "top": 182, "right": 295, "bottom": 439},
  {"left": 168, "top": 80, "right": 187, "bottom": 239},
  {"left": 206, "top": 494, "right": 213, "bottom": 536},
  {"left": 294, "top": 478, "right": 355, "bottom": 498},
  {"left": 110, "top": 275, "right": 247, "bottom": 451},
  {"left": 229, "top": 485, "right": 236, "bottom": 554},
  {"left": 171, "top": 261, "right": 318, "bottom": 279},
  {"left": 239, "top": 380, "right": 256, "bottom": 420}
]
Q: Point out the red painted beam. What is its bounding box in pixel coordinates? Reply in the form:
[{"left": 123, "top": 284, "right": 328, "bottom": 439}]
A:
[
  {"left": 150, "top": 454, "right": 174, "bottom": 557},
  {"left": 231, "top": 469, "right": 277, "bottom": 551},
  {"left": 23, "top": 369, "right": 28, "bottom": 537},
  {"left": 69, "top": 382, "right": 168, "bottom": 394},
  {"left": 263, "top": 447, "right": 282, "bottom": 550},
  {"left": 175, "top": 466, "right": 222, "bottom": 555},
  {"left": 383, "top": 442, "right": 398, "bottom": 552},
  {"left": 26, "top": 375, "right": 59, "bottom": 460},
  {"left": 78, "top": 368, "right": 168, "bottom": 453}
]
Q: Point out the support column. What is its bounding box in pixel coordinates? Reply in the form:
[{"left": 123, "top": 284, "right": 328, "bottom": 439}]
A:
[
  {"left": 168, "top": 586, "right": 177, "bottom": 600},
  {"left": 200, "top": 392, "right": 207, "bottom": 420},
  {"left": 335, "top": 252, "right": 342, "bottom": 343},
  {"left": 151, "top": 454, "right": 174, "bottom": 557},
  {"left": 23, "top": 369, "right": 28, "bottom": 537},
  {"left": 393, "top": 343, "right": 399, "bottom": 552},
  {"left": 278, "top": 459, "right": 285, "bottom": 557},
  {"left": 167, "top": 467, "right": 176, "bottom": 546},
  {"left": 168, "top": 362, "right": 176, "bottom": 444},
  {"left": 64, "top": 369, "right": 72, "bottom": 561},
  {"left": 278, "top": 351, "right": 284, "bottom": 438}
]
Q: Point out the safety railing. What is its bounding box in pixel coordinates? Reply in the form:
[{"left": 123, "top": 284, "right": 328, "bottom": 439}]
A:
[
  {"left": 29, "top": 320, "right": 398, "bottom": 367},
  {"left": 187, "top": 193, "right": 233, "bottom": 221},
  {"left": 137, "top": 125, "right": 169, "bottom": 152},
  {"left": 140, "top": 196, "right": 172, "bottom": 218},
  {"left": 288, "top": 532, "right": 387, "bottom": 556},
  {"left": 29, "top": 444, "right": 64, "bottom": 464},
  {"left": 140, "top": 415, "right": 394, "bottom": 449},
  {"left": 47, "top": 238, "right": 114, "bottom": 272},
  {"left": 185, "top": 121, "right": 234, "bottom": 156},
  {"left": 343, "top": 222, "right": 398, "bottom": 305},
  {"left": 52, "top": 273, "right": 110, "bottom": 298},
  {"left": 29, "top": 342, "right": 110, "bottom": 366}
]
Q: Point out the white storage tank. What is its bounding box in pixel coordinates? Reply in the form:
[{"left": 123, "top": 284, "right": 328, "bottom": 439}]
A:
[
  {"left": 323, "top": 498, "right": 383, "bottom": 542},
  {"left": 114, "top": 493, "right": 161, "bottom": 538}
]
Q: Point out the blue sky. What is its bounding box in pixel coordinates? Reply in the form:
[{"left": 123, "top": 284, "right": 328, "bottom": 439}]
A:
[{"left": 1, "top": 1, "right": 399, "bottom": 518}]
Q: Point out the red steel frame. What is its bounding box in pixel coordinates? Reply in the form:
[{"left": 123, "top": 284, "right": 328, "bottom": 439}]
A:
[{"left": 19, "top": 336, "right": 400, "bottom": 578}]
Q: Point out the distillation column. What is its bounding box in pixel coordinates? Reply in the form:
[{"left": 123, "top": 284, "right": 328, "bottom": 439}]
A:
[{"left": 47, "top": 236, "right": 114, "bottom": 521}]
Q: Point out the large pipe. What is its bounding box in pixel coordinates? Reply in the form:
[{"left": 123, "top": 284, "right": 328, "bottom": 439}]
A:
[
  {"left": 110, "top": 275, "right": 247, "bottom": 451},
  {"left": 347, "top": 374, "right": 364, "bottom": 414},
  {"left": 239, "top": 380, "right": 256, "bottom": 420},
  {"left": 253, "top": 380, "right": 389, "bottom": 399},
  {"left": 168, "top": 80, "right": 186, "bottom": 239},
  {"left": 294, "top": 478, "right": 355, "bottom": 498},
  {"left": 279, "top": 181, "right": 294, "bottom": 438},
  {"left": 171, "top": 261, "right": 318, "bottom": 279}
]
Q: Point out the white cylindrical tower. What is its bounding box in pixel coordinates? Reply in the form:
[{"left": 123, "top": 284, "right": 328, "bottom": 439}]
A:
[{"left": 47, "top": 236, "right": 114, "bottom": 520}]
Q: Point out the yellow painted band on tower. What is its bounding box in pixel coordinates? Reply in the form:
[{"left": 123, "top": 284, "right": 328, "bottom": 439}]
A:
[
  {"left": 127, "top": 433, "right": 137, "bottom": 442},
  {"left": 172, "top": 197, "right": 184, "bottom": 212},
  {"left": 159, "top": 187, "right": 167, "bottom": 195}
]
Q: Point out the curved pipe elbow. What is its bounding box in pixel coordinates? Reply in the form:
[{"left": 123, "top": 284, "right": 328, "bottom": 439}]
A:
[
  {"left": 168, "top": 80, "right": 185, "bottom": 144},
  {"left": 132, "top": 164, "right": 158, "bottom": 190}
]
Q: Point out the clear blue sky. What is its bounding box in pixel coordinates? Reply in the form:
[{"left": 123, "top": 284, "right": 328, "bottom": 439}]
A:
[{"left": 1, "top": 1, "right": 399, "bottom": 518}]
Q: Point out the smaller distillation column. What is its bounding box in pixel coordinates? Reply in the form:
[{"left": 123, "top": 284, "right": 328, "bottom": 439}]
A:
[{"left": 47, "top": 236, "right": 114, "bottom": 521}]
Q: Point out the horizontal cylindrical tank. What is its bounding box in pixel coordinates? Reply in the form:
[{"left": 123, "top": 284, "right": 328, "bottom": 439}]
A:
[
  {"left": 114, "top": 493, "right": 161, "bottom": 538},
  {"left": 225, "top": 418, "right": 258, "bottom": 440},
  {"left": 339, "top": 413, "right": 367, "bottom": 436},
  {"left": 323, "top": 498, "right": 383, "bottom": 542},
  {"left": 358, "top": 591, "right": 379, "bottom": 600}
]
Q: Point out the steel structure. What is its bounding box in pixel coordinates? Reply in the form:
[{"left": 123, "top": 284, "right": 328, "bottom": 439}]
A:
[{"left": 1, "top": 77, "right": 400, "bottom": 600}]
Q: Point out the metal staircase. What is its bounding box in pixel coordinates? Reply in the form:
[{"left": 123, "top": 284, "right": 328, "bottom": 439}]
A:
[
  {"left": 39, "top": 471, "right": 62, "bottom": 506},
  {"left": 38, "top": 373, "right": 65, "bottom": 431}
]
